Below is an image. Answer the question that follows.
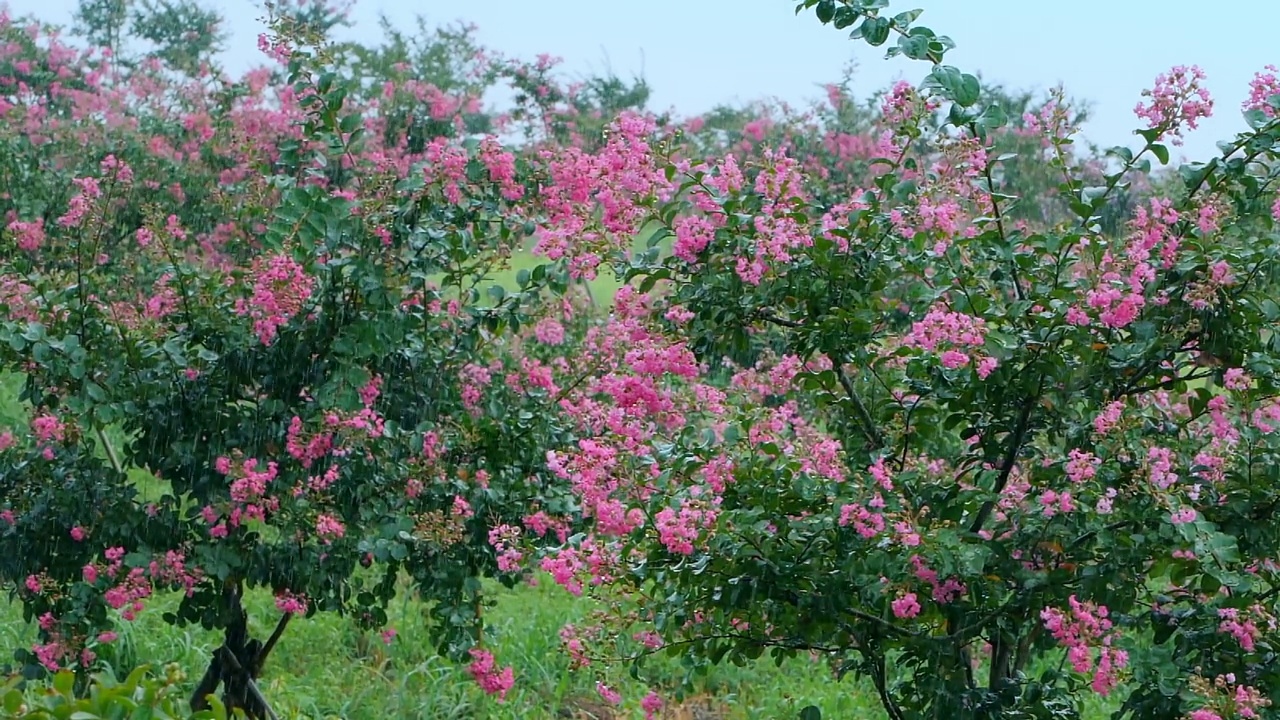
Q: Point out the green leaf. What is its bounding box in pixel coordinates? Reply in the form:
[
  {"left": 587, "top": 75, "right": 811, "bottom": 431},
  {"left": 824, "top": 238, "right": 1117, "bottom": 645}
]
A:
[
  {"left": 4, "top": 689, "right": 23, "bottom": 714},
  {"left": 1069, "top": 201, "right": 1094, "bottom": 219},
  {"left": 832, "top": 6, "right": 859, "bottom": 28},
  {"left": 927, "top": 67, "right": 981, "bottom": 108},
  {"left": 956, "top": 74, "right": 981, "bottom": 107},
  {"left": 981, "top": 103, "right": 1008, "bottom": 130},
  {"left": 1243, "top": 108, "right": 1270, "bottom": 129},
  {"left": 123, "top": 664, "right": 151, "bottom": 692},
  {"left": 948, "top": 102, "right": 975, "bottom": 127},
  {"left": 1106, "top": 145, "right": 1135, "bottom": 163},
  {"left": 1150, "top": 143, "right": 1170, "bottom": 165},
  {"left": 339, "top": 113, "right": 363, "bottom": 134},
  {"left": 1080, "top": 186, "right": 1108, "bottom": 206},
  {"left": 893, "top": 9, "right": 923, "bottom": 25},
  {"left": 815, "top": 0, "right": 835, "bottom": 23},
  {"left": 799, "top": 706, "right": 822, "bottom": 720},
  {"left": 1178, "top": 160, "right": 1215, "bottom": 190},
  {"left": 860, "top": 16, "right": 891, "bottom": 45},
  {"left": 53, "top": 670, "right": 75, "bottom": 697}
]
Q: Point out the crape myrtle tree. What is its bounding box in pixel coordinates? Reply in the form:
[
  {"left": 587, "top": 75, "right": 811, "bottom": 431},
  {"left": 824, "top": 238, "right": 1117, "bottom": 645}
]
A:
[
  {"left": 496, "top": 4, "right": 1280, "bottom": 720},
  {"left": 0, "top": 6, "right": 623, "bottom": 716}
]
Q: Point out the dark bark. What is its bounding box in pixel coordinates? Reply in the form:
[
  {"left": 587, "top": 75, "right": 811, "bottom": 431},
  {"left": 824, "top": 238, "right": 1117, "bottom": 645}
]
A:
[{"left": 189, "top": 582, "right": 289, "bottom": 720}]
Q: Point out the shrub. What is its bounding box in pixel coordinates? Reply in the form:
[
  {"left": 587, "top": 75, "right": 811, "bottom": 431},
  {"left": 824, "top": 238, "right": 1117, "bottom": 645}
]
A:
[{"left": 2, "top": 664, "right": 226, "bottom": 720}]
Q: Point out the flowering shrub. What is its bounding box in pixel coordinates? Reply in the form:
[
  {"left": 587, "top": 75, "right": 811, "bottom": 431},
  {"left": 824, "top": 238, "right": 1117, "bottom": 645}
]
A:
[{"left": 1, "top": 0, "right": 1280, "bottom": 718}]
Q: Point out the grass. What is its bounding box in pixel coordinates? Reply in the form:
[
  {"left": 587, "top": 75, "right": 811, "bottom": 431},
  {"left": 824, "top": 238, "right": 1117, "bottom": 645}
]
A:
[
  {"left": 0, "top": 577, "right": 894, "bottom": 719},
  {"left": 0, "top": 573, "right": 1127, "bottom": 719}
]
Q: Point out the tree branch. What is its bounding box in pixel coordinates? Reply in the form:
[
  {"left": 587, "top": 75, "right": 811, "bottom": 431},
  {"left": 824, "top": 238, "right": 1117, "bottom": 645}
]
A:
[
  {"left": 253, "top": 611, "right": 292, "bottom": 676},
  {"left": 969, "top": 372, "right": 1045, "bottom": 535},
  {"left": 755, "top": 310, "right": 805, "bottom": 328},
  {"left": 871, "top": 654, "right": 906, "bottom": 720},
  {"left": 96, "top": 427, "right": 123, "bottom": 475},
  {"left": 831, "top": 353, "right": 885, "bottom": 450},
  {"left": 218, "top": 646, "right": 280, "bottom": 720}
]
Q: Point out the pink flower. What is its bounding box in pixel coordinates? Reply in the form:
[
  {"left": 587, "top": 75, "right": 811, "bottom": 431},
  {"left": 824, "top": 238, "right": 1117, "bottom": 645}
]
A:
[
  {"left": 69, "top": 526, "right": 86, "bottom": 541},
  {"left": 533, "top": 317, "right": 566, "bottom": 345},
  {"left": 891, "top": 593, "right": 921, "bottom": 619},
  {"left": 1243, "top": 64, "right": 1280, "bottom": 118},
  {"left": 672, "top": 215, "right": 716, "bottom": 263},
  {"left": 274, "top": 591, "right": 308, "bottom": 615},
  {"left": 1134, "top": 65, "right": 1213, "bottom": 146},
  {"left": 976, "top": 356, "right": 999, "bottom": 379},
  {"left": 595, "top": 682, "right": 622, "bottom": 705},
  {"left": 7, "top": 217, "right": 45, "bottom": 251},
  {"left": 1093, "top": 401, "right": 1125, "bottom": 435},
  {"left": 1064, "top": 449, "right": 1100, "bottom": 484},
  {"left": 315, "top": 514, "right": 345, "bottom": 543},
  {"left": 1040, "top": 596, "right": 1127, "bottom": 696},
  {"left": 468, "top": 648, "right": 515, "bottom": 701},
  {"left": 641, "top": 692, "right": 664, "bottom": 719},
  {"left": 1217, "top": 608, "right": 1261, "bottom": 652},
  {"left": 1223, "top": 367, "right": 1251, "bottom": 390},
  {"left": 233, "top": 253, "right": 315, "bottom": 345}
]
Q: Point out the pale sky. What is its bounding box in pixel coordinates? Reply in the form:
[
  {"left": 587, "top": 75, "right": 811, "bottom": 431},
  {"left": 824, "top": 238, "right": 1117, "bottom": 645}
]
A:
[{"left": 3, "top": 0, "right": 1278, "bottom": 161}]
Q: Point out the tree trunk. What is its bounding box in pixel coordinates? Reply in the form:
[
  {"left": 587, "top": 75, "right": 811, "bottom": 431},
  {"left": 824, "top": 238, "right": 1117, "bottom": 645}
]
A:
[{"left": 189, "top": 582, "right": 289, "bottom": 720}]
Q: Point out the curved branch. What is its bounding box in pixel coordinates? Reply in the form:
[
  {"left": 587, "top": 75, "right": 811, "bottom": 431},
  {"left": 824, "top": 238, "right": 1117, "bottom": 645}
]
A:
[
  {"left": 831, "top": 353, "right": 885, "bottom": 450},
  {"left": 969, "top": 372, "right": 1045, "bottom": 535}
]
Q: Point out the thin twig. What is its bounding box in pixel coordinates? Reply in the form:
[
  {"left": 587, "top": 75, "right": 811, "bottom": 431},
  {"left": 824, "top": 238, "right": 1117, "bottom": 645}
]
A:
[
  {"left": 756, "top": 310, "right": 804, "bottom": 328},
  {"left": 96, "top": 427, "right": 123, "bottom": 475},
  {"left": 255, "top": 612, "right": 292, "bottom": 673},
  {"left": 831, "top": 354, "right": 885, "bottom": 450}
]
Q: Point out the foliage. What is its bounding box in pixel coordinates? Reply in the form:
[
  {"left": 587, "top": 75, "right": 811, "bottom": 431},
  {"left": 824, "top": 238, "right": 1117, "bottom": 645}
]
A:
[
  {"left": 2, "top": 1, "right": 1280, "bottom": 719},
  {"left": 2, "top": 664, "right": 226, "bottom": 720},
  {"left": 71, "top": 0, "right": 226, "bottom": 77}
]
